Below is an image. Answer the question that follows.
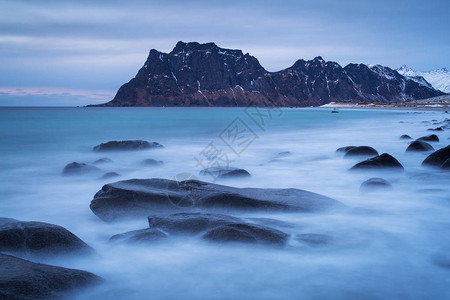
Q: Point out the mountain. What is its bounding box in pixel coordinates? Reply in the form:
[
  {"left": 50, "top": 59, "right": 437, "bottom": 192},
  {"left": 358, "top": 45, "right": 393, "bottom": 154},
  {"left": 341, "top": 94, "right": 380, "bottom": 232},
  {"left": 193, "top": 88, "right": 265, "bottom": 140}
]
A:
[
  {"left": 95, "top": 42, "right": 444, "bottom": 107},
  {"left": 397, "top": 65, "right": 450, "bottom": 93}
]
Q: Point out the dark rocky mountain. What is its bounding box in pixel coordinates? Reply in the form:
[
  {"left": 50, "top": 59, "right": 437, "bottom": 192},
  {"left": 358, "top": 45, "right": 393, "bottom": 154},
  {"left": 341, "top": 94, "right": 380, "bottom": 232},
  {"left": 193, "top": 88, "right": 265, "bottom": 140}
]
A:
[{"left": 95, "top": 41, "right": 444, "bottom": 107}]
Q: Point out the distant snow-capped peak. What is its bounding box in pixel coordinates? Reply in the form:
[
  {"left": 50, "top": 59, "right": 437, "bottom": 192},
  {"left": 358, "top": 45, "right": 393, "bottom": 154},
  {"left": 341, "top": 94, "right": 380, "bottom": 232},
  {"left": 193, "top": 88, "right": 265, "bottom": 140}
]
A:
[{"left": 397, "top": 65, "right": 450, "bottom": 93}]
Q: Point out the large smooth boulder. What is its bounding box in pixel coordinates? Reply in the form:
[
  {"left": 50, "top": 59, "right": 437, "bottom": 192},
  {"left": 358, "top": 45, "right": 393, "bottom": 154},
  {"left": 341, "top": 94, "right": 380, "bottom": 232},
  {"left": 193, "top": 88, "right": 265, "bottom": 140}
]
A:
[
  {"left": 93, "top": 140, "right": 163, "bottom": 152},
  {"left": 422, "top": 145, "right": 450, "bottom": 167},
  {"left": 405, "top": 140, "right": 434, "bottom": 152},
  {"left": 336, "top": 146, "right": 356, "bottom": 153},
  {"left": 350, "top": 153, "right": 404, "bottom": 171},
  {"left": 62, "top": 162, "right": 100, "bottom": 176},
  {"left": 199, "top": 167, "right": 251, "bottom": 179},
  {"left": 360, "top": 178, "right": 392, "bottom": 191},
  {"left": 0, "top": 219, "right": 93, "bottom": 256},
  {"left": 0, "top": 253, "right": 100, "bottom": 300},
  {"left": 417, "top": 134, "right": 439, "bottom": 142},
  {"left": 90, "top": 179, "right": 343, "bottom": 222},
  {"left": 344, "top": 146, "right": 378, "bottom": 158},
  {"left": 110, "top": 228, "right": 168, "bottom": 244}
]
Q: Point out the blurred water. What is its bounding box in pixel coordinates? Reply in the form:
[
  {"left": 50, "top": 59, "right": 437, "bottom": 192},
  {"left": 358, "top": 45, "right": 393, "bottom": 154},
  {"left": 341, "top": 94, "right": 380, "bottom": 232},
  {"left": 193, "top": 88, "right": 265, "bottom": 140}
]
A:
[{"left": 0, "top": 107, "right": 449, "bottom": 299}]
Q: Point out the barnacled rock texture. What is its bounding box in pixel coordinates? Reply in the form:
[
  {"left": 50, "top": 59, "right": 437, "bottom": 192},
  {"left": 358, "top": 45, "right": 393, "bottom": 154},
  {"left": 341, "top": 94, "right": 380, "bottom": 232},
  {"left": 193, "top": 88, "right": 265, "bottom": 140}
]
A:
[
  {"left": 90, "top": 179, "right": 343, "bottom": 221},
  {"left": 93, "top": 140, "right": 163, "bottom": 151},
  {"left": 91, "top": 41, "right": 443, "bottom": 107},
  {"left": 422, "top": 145, "right": 450, "bottom": 167},
  {"left": 0, "top": 253, "right": 101, "bottom": 299},
  {"left": 0, "top": 218, "right": 93, "bottom": 256}
]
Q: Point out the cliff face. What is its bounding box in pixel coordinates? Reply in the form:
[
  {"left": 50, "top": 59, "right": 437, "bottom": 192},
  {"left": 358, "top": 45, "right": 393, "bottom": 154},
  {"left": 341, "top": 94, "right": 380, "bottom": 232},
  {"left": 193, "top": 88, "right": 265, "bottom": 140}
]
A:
[{"left": 98, "top": 41, "right": 444, "bottom": 107}]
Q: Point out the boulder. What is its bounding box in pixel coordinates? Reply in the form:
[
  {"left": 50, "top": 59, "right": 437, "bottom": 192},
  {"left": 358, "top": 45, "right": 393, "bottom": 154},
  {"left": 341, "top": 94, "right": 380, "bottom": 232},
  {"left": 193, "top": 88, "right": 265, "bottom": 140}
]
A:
[
  {"left": 428, "top": 127, "right": 443, "bottom": 131},
  {"left": 141, "top": 159, "right": 163, "bottom": 166},
  {"left": 90, "top": 179, "right": 343, "bottom": 222},
  {"left": 360, "top": 178, "right": 393, "bottom": 191},
  {"left": 93, "top": 158, "right": 112, "bottom": 165},
  {"left": 350, "top": 153, "right": 404, "bottom": 171},
  {"left": 0, "top": 253, "right": 100, "bottom": 300},
  {"left": 101, "top": 172, "right": 120, "bottom": 179},
  {"left": 417, "top": 134, "right": 439, "bottom": 142},
  {"left": 422, "top": 145, "right": 450, "bottom": 167},
  {"left": 93, "top": 140, "right": 163, "bottom": 152},
  {"left": 202, "top": 223, "right": 288, "bottom": 246},
  {"left": 0, "top": 219, "right": 93, "bottom": 256},
  {"left": 62, "top": 162, "right": 100, "bottom": 176},
  {"left": 400, "top": 134, "right": 412, "bottom": 140},
  {"left": 405, "top": 140, "right": 434, "bottom": 152},
  {"left": 110, "top": 228, "right": 168, "bottom": 244},
  {"left": 343, "top": 146, "right": 378, "bottom": 158},
  {"left": 199, "top": 167, "right": 251, "bottom": 179},
  {"left": 336, "top": 146, "right": 356, "bottom": 153},
  {"left": 441, "top": 158, "right": 450, "bottom": 171}
]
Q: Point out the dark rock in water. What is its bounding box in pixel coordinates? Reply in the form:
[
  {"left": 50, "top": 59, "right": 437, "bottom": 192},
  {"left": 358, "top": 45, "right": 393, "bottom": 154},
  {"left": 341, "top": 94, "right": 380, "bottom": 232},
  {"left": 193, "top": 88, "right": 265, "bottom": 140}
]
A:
[
  {"left": 331, "top": 110, "right": 339, "bottom": 113},
  {"left": 405, "top": 140, "right": 434, "bottom": 152},
  {"left": 202, "top": 223, "right": 288, "bottom": 246},
  {"left": 400, "top": 134, "right": 412, "bottom": 140},
  {"left": 0, "top": 219, "right": 93, "bottom": 256},
  {"left": 277, "top": 151, "right": 292, "bottom": 157},
  {"left": 350, "top": 153, "right": 404, "bottom": 171},
  {"left": 0, "top": 253, "right": 101, "bottom": 300},
  {"left": 93, "top": 158, "right": 112, "bottom": 164},
  {"left": 141, "top": 159, "right": 163, "bottom": 166},
  {"left": 417, "top": 134, "right": 439, "bottom": 142},
  {"left": 110, "top": 228, "right": 168, "bottom": 244},
  {"left": 90, "top": 179, "right": 343, "bottom": 222},
  {"left": 344, "top": 146, "right": 379, "bottom": 158},
  {"left": 101, "top": 172, "right": 120, "bottom": 179},
  {"left": 295, "top": 233, "right": 332, "bottom": 246},
  {"left": 148, "top": 213, "right": 241, "bottom": 235},
  {"left": 93, "top": 140, "right": 163, "bottom": 152},
  {"left": 428, "top": 127, "right": 443, "bottom": 131},
  {"left": 62, "top": 162, "right": 100, "bottom": 176},
  {"left": 441, "top": 158, "right": 450, "bottom": 171},
  {"left": 336, "top": 146, "right": 356, "bottom": 153},
  {"left": 360, "top": 178, "right": 393, "bottom": 191},
  {"left": 199, "top": 167, "right": 250, "bottom": 179},
  {"left": 422, "top": 145, "right": 450, "bottom": 167}
]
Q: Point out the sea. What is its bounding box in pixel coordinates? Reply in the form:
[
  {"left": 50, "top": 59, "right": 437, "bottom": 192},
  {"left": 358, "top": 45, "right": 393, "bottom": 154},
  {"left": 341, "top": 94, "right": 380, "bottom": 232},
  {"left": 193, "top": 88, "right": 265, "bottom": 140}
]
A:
[{"left": 0, "top": 107, "right": 449, "bottom": 299}]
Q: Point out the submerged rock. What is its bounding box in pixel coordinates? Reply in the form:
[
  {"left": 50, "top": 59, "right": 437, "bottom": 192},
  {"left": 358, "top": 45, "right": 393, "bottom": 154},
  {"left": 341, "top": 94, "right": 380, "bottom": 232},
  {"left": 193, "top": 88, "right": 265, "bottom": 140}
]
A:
[
  {"left": 343, "top": 146, "right": 378, "bottom": 158},
  {"left": 295, "top": 233, "right": 332, "bottom": 246},
  {"left": 350, "top": 153, "right": 404, "bottom": 171},
  {"left": 405, "top": 140, "right": 434, "bottom": 152},
  {"left": 110, "top": 228, "right": 168, "bottom": 244},
  {"left": 400, "top": 134, "right": 412, "bottom": 140},
  {"left": 417, "top": 134, "right": 439, "bottom": 142},
  {"left": 199, "top": 167, "right": 251, "bottom": 179},
  {"left": 202, "top": 223, "right": 288, "bottom": 246},
  {"left": 93, "top": 158, "right": 112, "bottom": 165},
  {"left": 0, "top": 219, "right": 93, "bottom": 256},
  {"left": 62, "top": 162, "right": 100, "bottom": 176},
  {"left": 422, "top": 145, "right": 450, "bottom": 167},
  {"left": 0, "top": 253, "right": 101, "bottom": 299},
  {"left": 441, "top": 158, "right": 450, "bottom": 171},
  {"left": 90, "top": 179, "right": 343, "bottom": 222},
  {"left": 101, "top": 172, "right": 120, "bottom": 179},
  {"left": 141, "top": 159, "right": 163, "bottom": 166},
  {"left": 360, "top": 178, "right": 392, "bottom": 191},
  {"left": 93, "top": 140, "right": 163, "bottom": 152},
  {"left": 428, "top": 127, "right": 444, "bottom": 131}
]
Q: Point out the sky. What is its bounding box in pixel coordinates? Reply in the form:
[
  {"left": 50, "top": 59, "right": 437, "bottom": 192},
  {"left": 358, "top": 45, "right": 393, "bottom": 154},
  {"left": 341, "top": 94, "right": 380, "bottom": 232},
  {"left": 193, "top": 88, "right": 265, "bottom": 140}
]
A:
[{"left": 0, "top": 0, "right": 448, "bottom": 106}]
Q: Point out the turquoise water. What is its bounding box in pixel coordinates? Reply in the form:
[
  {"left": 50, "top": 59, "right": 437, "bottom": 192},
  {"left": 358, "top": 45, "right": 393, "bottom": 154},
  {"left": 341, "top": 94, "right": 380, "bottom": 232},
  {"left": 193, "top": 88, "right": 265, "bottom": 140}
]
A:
[{"left": 0, "top": 107, "right": 449, "bottom": 299}]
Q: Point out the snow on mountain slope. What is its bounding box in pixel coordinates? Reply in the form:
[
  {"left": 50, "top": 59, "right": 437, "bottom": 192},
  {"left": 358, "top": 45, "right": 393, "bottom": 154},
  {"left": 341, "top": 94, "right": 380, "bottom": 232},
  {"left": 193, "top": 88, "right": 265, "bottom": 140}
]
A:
[{"left": 397, "top": 65, "right": 450, "bottom": 93}]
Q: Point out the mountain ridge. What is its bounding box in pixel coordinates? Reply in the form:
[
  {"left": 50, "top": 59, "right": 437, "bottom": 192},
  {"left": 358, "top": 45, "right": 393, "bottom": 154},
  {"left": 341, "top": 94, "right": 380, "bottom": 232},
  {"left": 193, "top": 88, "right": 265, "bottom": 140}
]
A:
[
  {"left": 397, "top": 65, "right": 450, "bottom": 93},
  {"left": 93, "top": 41, "right": 444, "bottom": 107}
]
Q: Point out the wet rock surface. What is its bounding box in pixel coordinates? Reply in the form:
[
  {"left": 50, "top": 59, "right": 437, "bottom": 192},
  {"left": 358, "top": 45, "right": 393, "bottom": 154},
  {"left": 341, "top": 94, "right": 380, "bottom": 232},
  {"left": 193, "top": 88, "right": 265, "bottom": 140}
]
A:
[
  {"left": 199, "top": 167, "right": 251, "bottom": 179},
  {"left": 422, "top": 145, "right": 450, "bottom": 167},
  {"left": 62, "top": 162, "right": 100, "bottom": 176},
  {"left": 90, "top": 179, "right": 343, "bottom": 222},
  {"left": 350, "top": 153, "right": 404, "bottom": 171},
  {"left": 417, "top": 134, "right": 439, "bottom": 142},
  {"left": 0, "top": 253, "right": 101, "bottom": 300},
  {"left": 344, "top": 146, "right": 379, "bottom": 158},
  {"left": 93, "top": 140, "right": 163, "bottom": 152},
  {"left": 406, "top": 140, "right": 434, "bottom": 152}
]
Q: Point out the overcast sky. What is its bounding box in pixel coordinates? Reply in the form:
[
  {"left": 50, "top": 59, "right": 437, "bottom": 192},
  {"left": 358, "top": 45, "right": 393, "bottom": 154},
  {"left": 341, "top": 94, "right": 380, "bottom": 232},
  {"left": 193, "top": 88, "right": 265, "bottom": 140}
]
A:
[{"left": 0, "top": 0, "right": 448, "bottom": 106}]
